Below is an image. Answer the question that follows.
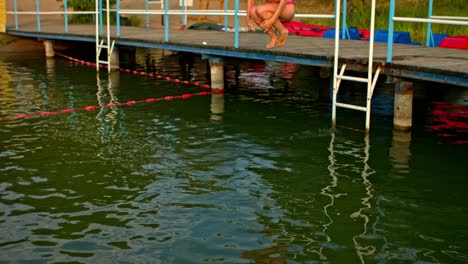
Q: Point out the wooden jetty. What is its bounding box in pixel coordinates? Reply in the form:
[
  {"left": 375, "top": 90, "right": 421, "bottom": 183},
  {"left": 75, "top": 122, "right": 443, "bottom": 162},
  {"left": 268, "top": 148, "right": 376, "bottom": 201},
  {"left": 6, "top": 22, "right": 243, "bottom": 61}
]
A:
[
  {"left": 4, "top": 20, "right": 468, "bottom": 131},
  {"left": 7, "top": 22, "right": 468, "bottom": 86}
]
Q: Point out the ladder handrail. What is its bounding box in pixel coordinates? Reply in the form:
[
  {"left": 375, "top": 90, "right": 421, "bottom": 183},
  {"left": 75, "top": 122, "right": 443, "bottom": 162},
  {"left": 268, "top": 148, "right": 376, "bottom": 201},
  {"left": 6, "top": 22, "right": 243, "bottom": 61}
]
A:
[
  {"left": 95, "top": 0, "right": 99, "bottom": 71},
  {"left": 96, "top": 0, "right": 114, "bottom": 73},
  {"left": 387, "top": 0, "right": 468, "bottom": 63},
  {"left": 332, "top": 0, "right": 380, "bottom": 132}
]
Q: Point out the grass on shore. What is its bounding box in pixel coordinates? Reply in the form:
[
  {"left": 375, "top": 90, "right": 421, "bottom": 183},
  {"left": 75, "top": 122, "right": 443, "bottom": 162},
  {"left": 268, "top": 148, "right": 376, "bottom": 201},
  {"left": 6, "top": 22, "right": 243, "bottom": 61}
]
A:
[
  {"left": 297, "top": 0, "right": 468, "bottom": 42},
  {"left": 0, "top": 33, "right": 17, "bottom": 46}
]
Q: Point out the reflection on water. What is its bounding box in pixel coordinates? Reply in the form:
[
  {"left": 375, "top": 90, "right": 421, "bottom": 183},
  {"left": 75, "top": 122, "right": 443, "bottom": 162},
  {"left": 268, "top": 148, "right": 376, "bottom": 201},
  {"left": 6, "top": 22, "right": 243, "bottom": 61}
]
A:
[
  {"left": 46, "top": 58, "right": 55, "bottom": 79},
  {"left": 1, "top": 51, "right": 468, "bottom": 263},
  {"left": 349, "top": 135, "right": 377, "bottom": 263},
  {"left": 430, "top": 102, "right": 468, "bottom": 144},
  {"left": 425, "top": 84, "right": 468, "bottom": 144},
  {"left": 390, "top": 130, "right": 412, "bottom": 175},
  {"left": 96, "top": 71, "right": 127, "bottom": 144},
  {"left": 210, "top": 93, "right": 224, "bottom": 122},
  {"left": 323, "top": 132, "right": 379, "bottom": 263}
]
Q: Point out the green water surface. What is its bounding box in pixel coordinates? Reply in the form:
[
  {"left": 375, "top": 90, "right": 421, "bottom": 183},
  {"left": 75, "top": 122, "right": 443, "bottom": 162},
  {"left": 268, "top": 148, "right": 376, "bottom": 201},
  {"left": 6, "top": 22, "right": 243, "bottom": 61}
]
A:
[{"left": 0, "top": 50, "right": 467, "bottom": 263}]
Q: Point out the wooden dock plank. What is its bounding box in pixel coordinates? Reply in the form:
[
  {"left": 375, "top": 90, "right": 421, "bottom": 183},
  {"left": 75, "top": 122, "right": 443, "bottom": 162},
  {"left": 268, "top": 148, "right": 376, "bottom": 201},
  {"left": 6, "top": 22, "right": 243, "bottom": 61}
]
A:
[{"left": 6, "top": 22, "right": 468, "bottom": 85}]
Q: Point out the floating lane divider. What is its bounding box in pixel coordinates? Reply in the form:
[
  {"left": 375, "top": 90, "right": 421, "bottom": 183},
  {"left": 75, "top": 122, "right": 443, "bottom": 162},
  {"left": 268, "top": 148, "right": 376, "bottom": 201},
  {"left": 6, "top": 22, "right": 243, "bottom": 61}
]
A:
[
  {"left": 0, "top": 90, "right": 224, "bottom": 122},
  {"left": 0, "top": 54, "right": 223, "bottom": 122},
  {"left": 55, "top": 53, "right": 212, "bottom": 89}
]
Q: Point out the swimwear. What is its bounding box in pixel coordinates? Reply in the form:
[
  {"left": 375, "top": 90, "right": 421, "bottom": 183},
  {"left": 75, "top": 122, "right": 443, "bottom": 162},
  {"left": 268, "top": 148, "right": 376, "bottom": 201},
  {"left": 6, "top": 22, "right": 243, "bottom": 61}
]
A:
[{"left": 286, "top": 1, "right": 295, "bottom": 5}]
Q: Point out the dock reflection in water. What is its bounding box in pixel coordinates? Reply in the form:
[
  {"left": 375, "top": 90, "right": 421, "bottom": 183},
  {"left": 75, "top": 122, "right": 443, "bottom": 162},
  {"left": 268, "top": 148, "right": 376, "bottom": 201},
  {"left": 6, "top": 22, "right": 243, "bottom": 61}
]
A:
[
  {"left": 0, "top": 52, "right": 467, "bottom": 263},
  {"left": 320, "top": 132, "right": 381, "bottom": 263},
  {"left": 96, "top": 71, "right": 128, "bottom": 144}
]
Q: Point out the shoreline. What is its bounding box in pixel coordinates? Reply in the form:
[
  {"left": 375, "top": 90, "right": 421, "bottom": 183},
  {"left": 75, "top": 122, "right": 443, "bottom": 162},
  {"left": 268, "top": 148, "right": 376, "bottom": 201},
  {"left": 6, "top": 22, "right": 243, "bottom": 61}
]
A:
[
  {"left": 0, "top": 33, "right": 45, "bottom": 53},
  {"left": 0, "top": 33, "right": 72, "bottom": 54}
]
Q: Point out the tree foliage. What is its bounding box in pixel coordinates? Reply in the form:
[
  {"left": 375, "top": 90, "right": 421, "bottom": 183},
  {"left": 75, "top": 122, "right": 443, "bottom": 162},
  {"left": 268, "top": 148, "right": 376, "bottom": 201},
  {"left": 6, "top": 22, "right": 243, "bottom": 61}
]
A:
[
  {"left": 58, "top": 0, "right": 117, "bottom": 24},
  {"left": 64, "top": 0, "right": 116, "bottom": 11}
]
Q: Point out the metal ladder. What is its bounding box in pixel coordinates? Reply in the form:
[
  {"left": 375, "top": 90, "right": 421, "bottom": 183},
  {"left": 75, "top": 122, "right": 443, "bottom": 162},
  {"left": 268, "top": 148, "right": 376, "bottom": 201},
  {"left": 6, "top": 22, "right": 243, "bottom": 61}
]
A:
[
  {"left": 332, "top": 0, "right": 381, "bottom": 132},
  {"left": 95, "top": 0, "right": 115, "bottom": 73}
]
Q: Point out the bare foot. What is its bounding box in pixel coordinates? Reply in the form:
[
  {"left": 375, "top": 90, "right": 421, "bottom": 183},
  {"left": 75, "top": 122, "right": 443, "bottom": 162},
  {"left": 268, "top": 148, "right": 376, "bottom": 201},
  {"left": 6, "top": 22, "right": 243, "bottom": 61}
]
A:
[
  {"left": 266, "top": 37, "right": 277, "bottom": 49},
  {"left": 263, "top": 28, "right": 277, "bottom": 49},
  {"left": 276, "top": 31, "right": 288, "bottom": 48}
]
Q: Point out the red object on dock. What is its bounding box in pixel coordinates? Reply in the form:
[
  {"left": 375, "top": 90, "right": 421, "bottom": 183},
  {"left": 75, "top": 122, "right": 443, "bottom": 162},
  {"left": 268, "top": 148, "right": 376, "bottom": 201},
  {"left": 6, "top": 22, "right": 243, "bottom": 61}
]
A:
[
  {"left": 439, "top": 35, "right": 468, "bottom": 50},
  {"left": 282, "top": 21, "right": 331, "bottom": 38},
  {"left": 359, "top": 29, "right": 371, "bottom": 41}
]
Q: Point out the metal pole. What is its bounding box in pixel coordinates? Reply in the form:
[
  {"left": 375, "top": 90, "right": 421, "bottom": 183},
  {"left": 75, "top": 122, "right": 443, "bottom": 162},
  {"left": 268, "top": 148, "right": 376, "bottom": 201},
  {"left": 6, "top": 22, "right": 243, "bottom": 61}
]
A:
[
  {"left": 36, "top": 0, "right": 41, "bottom": 32},
  {"left": 106, "top": 0, "right": 112, "bottom": 73},
  {"left": 64, "top": 0, "right": 68, "bottom": 32},
  {"left": 234, "top": 0, "right": 239, "bottom": 48},
  {"left": 95, "top": 0, "right": 100, "bottom": 71},
  {"left": 99, "top": 0, "right": 103, "bottom": 35},
  {"left": 146, "top": 0, "right": 150, "bottom": 28},
  {"left": 332, "top": 0, "right": 341, "bottom": 127},
  {"left": 116, "top": 0, "right": 121, "bottom": 37},
  {"left": 184, "top": 0, "right": 188, "bottom": 26},
  {"left": 181, "top": 0, "right": 185, "bottom": 25},
  {"left": 14, "top": 0, "right": 18, "bottom": 30},
  {"left": 106, "top": 0, "right": 110, "bottom": 49},
  {"left": 224, "top": 0, "right": 228, "bottom": 32},
  {"left": 342, "top": 0, "right": 349, "bottom": 39},
  {"left": 164, "top": 0, "right": 169, "bottom": 42},
  {"left": 426, "top": 0, "right": 434, "bottom": 47},
  {"left": 366, "top": 0, "right": 377, "bottom": 132},
  {"left": 386, "top": 0, "right": 395, "bottom": 63}
]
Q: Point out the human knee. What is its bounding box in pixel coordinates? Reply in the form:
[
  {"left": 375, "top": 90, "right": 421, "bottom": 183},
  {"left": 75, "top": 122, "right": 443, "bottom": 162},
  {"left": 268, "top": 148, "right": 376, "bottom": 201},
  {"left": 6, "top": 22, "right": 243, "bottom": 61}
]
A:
[
  {"left": 256, "top": 9, "right": 274, "bottom": 20},
  {"left": 255, "top": 4, "right": 276, "bottom": 19},
  {"left": 249, "top": 6, "right": 261, "bottom": 20}
]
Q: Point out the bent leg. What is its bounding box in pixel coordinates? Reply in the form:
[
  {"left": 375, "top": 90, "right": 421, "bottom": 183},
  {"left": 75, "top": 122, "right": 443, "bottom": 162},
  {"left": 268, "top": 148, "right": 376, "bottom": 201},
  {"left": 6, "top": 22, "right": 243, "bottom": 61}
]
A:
[
  {"left": 255, "top": 3, "right": 295, "bottom": 48},
  {"left": 250, "top": 6, "right": 278, "bottom": 49},
  {"left": 274, "top": 20, "right": 288, "bottom": 47},
  {"left": 276, "top": 5, "right": 295, "bottom": 47}
]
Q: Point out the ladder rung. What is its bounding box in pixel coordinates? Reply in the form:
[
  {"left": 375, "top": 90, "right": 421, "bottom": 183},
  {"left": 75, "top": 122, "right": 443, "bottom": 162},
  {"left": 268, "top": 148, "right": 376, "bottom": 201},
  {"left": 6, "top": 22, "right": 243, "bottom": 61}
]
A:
[
  {"left": 336, "top": 102, "right": 367, "bottom": 112},
  {"left": 97, "top": 44, "right": 109, "bottom": 49},
  {"left": 98, "top": 60, "right": 109, "bottom": 64},
  {"left": 337, "top": 75, "right": 369, "bottom": 83}
]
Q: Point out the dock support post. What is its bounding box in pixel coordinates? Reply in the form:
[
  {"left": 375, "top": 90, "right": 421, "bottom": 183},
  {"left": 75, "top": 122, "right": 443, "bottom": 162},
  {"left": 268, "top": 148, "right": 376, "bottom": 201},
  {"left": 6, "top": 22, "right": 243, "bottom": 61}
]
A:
[
  {"left": 110, "top": 46, "right": 120, "bottom": 71},
  {"left": 43, "top": 40, "right": 55, "bottom": 58},
  {"left": 209, "top": 57, "right": 224, "bottom": 90},
  {"left": 393, "top": 78, "right": 414, "bottom": 131}
]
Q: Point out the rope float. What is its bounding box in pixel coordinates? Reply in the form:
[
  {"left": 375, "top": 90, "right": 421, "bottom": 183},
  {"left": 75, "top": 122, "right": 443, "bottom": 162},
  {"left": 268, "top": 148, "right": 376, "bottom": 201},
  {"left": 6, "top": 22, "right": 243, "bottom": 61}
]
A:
[
  {"left": 0, "top": 54, "right": 223, "bottom": 122},
  {"left": 56, "top": 52, "right": 212, "bottom": 89},
  {"left": 0, "top": 90, "right": 223, "bottom": 122}
]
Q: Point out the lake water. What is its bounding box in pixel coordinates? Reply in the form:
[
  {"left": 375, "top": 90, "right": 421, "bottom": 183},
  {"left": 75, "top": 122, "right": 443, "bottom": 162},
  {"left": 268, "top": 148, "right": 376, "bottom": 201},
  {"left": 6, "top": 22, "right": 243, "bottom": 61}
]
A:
[{"left": 1, "top": 48, "right": 467, "bottom": 263}]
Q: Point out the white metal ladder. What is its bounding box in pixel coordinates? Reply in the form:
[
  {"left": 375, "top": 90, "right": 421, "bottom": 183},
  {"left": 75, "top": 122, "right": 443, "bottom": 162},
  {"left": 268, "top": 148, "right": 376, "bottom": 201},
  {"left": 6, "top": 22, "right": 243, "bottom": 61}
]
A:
[
  {"left": 332, "top": 0, "right": 381, "bottom": 132},
  {"left": 95, "top": 0, "right": 115, "bottom": 73}
]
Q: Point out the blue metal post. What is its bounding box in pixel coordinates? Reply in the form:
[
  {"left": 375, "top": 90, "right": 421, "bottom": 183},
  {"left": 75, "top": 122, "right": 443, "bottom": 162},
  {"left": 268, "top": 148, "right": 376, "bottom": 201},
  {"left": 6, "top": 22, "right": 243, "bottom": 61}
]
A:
[
  {"left": 181, "top": 0, "right": 186, "bottom": 25},
  {"left": 386, "top": 0, "right": 396, "bottom": 63},
  {"left": 224, "top": 0, "right": 228, "bottom": 32},
  {"left": 64, "top": 0, "right": 68, "bottom": 32},
  {"left": 14, "top": 0, "right": 18, "bottom": 30},
  {"left": 164, "top": 0, "right": 169, "bottom": 42},
  {"left": 146, "top": 0, "right": 150, "bottom": 28},
  {"left": 426, "top": 0, "right": 434, "bottom": 47},
  {"left": 234, "top": 0, "right": 239, "bottom": 48},
  {"left": 36, "top": 0, "right": 41, "bottom": 32},
  {"left": 342, "top": 0, "right": 349, "bottom": 39},
  {"left": 99, "top": 0, "right": 103, "bottom": 35},
  {"left": 116, "top": 0, "right": 121, "bottom": 37}
]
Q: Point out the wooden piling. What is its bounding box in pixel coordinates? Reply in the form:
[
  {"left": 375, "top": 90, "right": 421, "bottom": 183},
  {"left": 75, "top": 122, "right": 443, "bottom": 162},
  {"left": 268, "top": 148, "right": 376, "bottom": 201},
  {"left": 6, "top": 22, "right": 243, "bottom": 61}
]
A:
[{"left": 393, "top": 78, "right": 414, "bottom": 131}]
